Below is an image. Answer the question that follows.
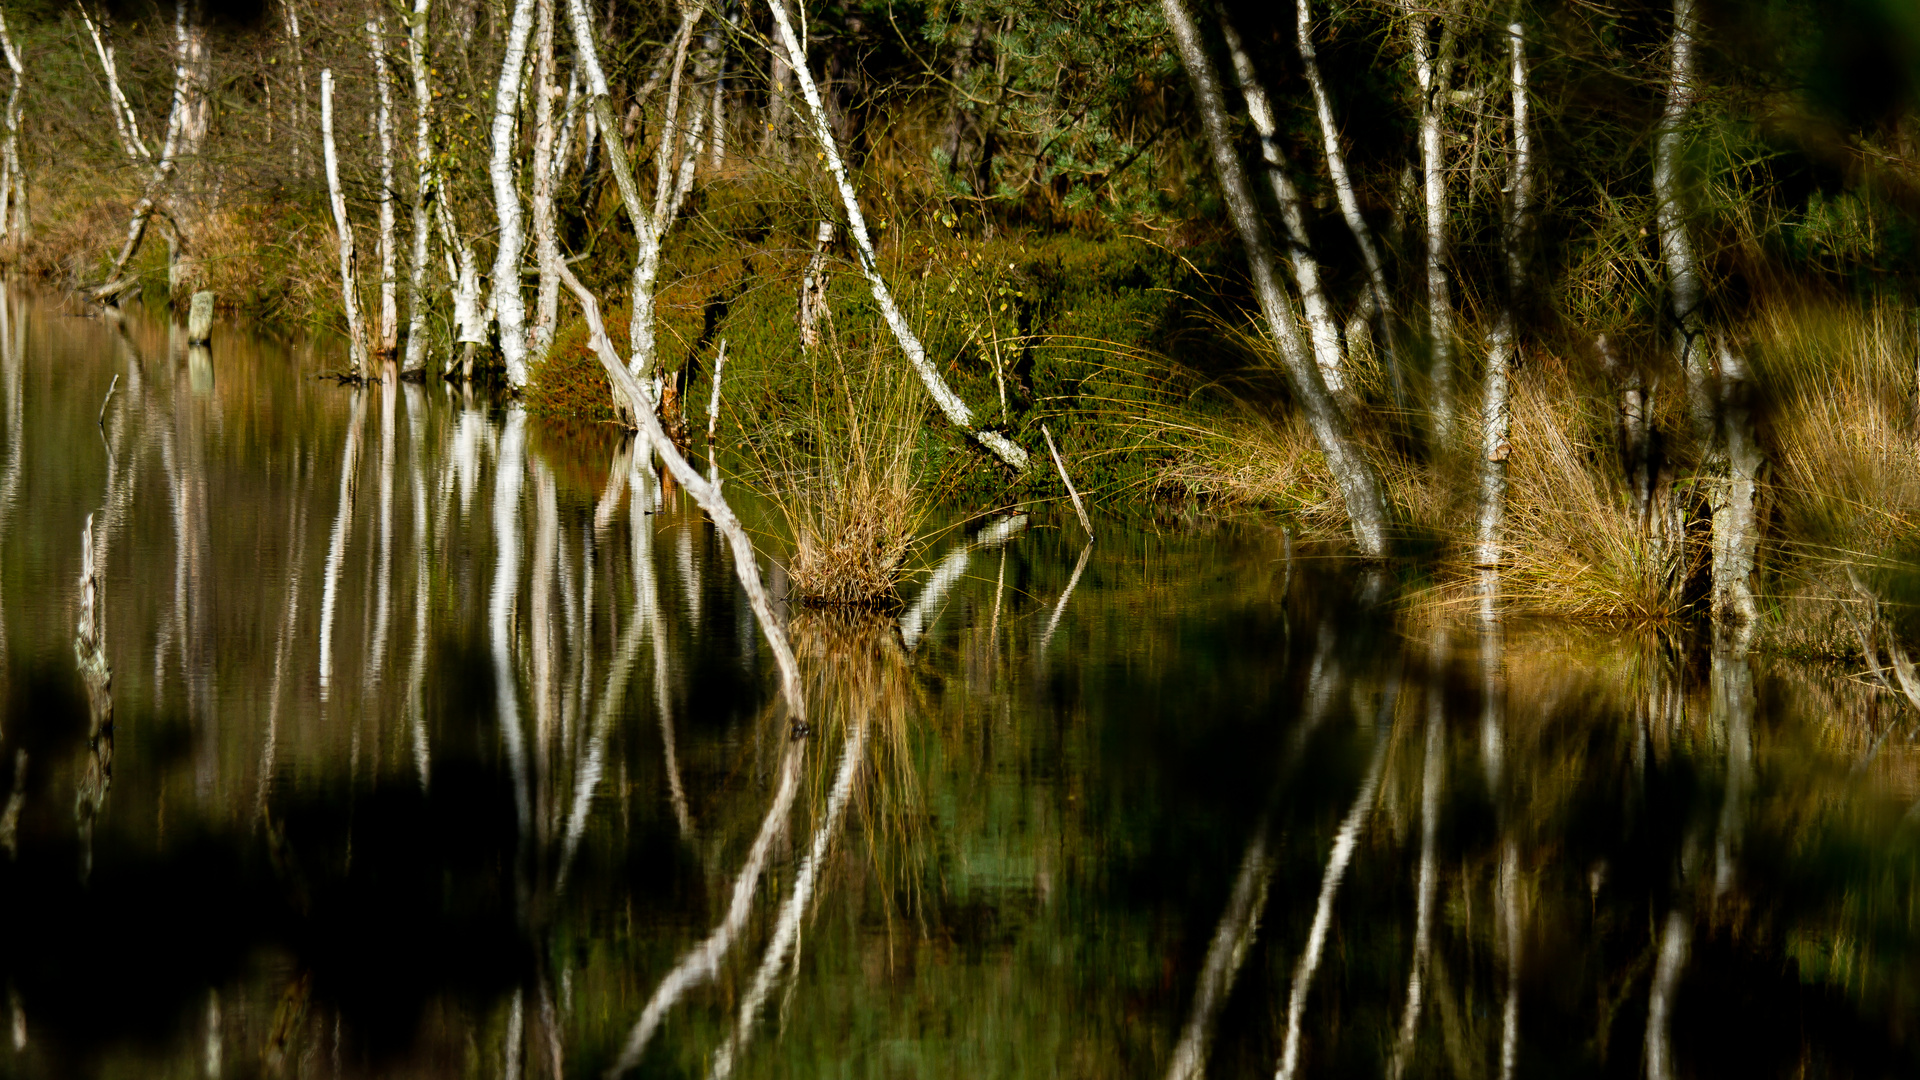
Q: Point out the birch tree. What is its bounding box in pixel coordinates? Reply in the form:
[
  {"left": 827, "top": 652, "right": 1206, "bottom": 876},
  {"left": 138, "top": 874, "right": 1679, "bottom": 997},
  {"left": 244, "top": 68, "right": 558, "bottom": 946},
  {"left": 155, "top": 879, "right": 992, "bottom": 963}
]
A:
[
  {"left": 527, "top": 0, "right": 562, "bottom": 362},
  {"left": 1473, "top": 19, "right": 1535, "bottom": 568},
  {"left": 1406, "top": 0, "right": 1459, "bottom": 437},
  {"left": 368, "top": 11, "right": 400, "bottom": 358},
  {"left": 1156, "top": 0, "right": 1391, "bottom": 556},
  {"left": 321, "top": 69, "right": 371, "bottom": 377},
  {"left": 489, "top": 0, "right": 538, "bottom": 388},
  {"left": 766, "top": 0, "right": 1030, "bottom": 472},
  {"left": 0, "top": 9, "right": 24, "bottom": 248},
  {"left": 76, "top": 3, "right": 148, "bottom": 162},
  {"left": 92, "top": 0, "right": 197, "bottom": 299},
  {"left": 403, "top": 0, "right": 433, "bottom": 373}
]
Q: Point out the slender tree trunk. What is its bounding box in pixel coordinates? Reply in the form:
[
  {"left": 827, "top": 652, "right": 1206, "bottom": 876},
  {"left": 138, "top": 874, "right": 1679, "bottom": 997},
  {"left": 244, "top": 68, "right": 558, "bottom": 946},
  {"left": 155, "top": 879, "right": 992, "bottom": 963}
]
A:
[
  {"left": 282, "top": 0, "right": 310, "bottom": 177},
  {"left": 76, "top": 3, "right": 148, "bottom": 162},
  {"left": 436, "top": 197, "right": 489, "bottom": 375},
  {"left": 0, "top": 10, "right": 24, "bottom": 250},
  {"left": 1407, "top": 0, "right": 1458, "bottom": 436},
  {"left": 1473, "top": 20, "right": 1535, "bottom": 568},
  {"left": 555, "top": 261, "right": 805, "bottom": 722},
  {"left": 1296, "top": 0, "right": 1399, "bottom": 399},
  {"left": 528, "top": 0, "right": 561, "bottom": 362},
  {"left": 798, "top": 219, "right": 832, "bottom": 353},
  {"left": 767, "top": 0, "right": 1029, "bottom": 471},
  {"left": 403, "top": 0, "right": 434, "bottom": 373},
  {"left": 765, "top": 34, "right": 792, "bottom": 162},
  {"left": 708, "top": 9, "right": 732, "bottom": 170},
  {"left": 1222, "top": 20, "right": 1346, "bottom": 396},
  {"left": 1158, "top": 0, "right": 1390, "bottom": 556},
  {"left": 94, "top": 1, "right": 194, "bottom": 298},
  {"left": 1657, "top": 0, "right": 1761, "bottom": 624},
  {"left": 368, "top": 11, "right": 400, "bottom": 358},
  {"left": 321, "top": 70, "right": 370, "bottom": 376},
  {"left": 489, "top": 0, "right": 538, "bottom": 388}
]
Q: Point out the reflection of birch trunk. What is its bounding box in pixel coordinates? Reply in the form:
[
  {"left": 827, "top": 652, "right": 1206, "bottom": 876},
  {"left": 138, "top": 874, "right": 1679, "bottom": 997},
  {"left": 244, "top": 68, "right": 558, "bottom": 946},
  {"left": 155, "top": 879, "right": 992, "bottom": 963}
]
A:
[
  {"left": 1038, "top": 542, "right": 1092, "bottom": 655},
  {"left": 261, "top": 458, "right": 314, "bottom": 816},
  {"left": 318, "top": 389, "right": 365, "bottom": 700},
  {"left": 557, "top": 263, "right": 806, "bottom": 723},
  {"left": 74, "top": 514, "right": 114, "bottom": 876},
  {"left": 766, "top": 0, "right": 1029, "bottom": 472},
  {"left": 320, "top": 71, "right": 370, "bottom": 376},
  {"left": 1644, "top": 907, "right": 1689, "bottom": 1080},
  {"left": 605, "top": 740, "right": 805, "bottom": 1074},
  {"left": 493, "top": 410, "right": 532, "bottom": 838},
  {"left": 1405, "top": 0, "right": 1457, "bottom": 435},
  {"left": 0, "top": 287, "right": 19, "bottom": 693},
  {"left": 1274, "top": 672, "right": 1399, "bottom": 1080},
  {"left": 1390, "top": 676, "right": 1446, "bottom": 1078},
  {"left": 707, "top": 720, "right": 870, "bottom": 1080},
  {"left": 402, "top": 0, "right": 433, "bottom": 372},
  {"left": 630, "top": 459, "right": 692, "bottom": 837},
  {"left": 1163, "top": 829, "right": 1270, "bottom": 1080},
  {"left": 368, "top": 12, "right": 400, "bottom": 357},
  {"left": 1158, "top": 0, "right": 1389, "bottom": 556},
  {"left": 532, "top": 460, "right": 560, "bottom": 845},
  {"left": 488, "top": 0, "right": 538, "bottom": 388},
  {"left": 364, "top": 382, "right": 398, "bottom": 691},
  {"left": 404, "top": 384, "right": 431, "bottom": 788},
  {"left": 898, "top": 514, "right": 1028, "bottom": 652}
]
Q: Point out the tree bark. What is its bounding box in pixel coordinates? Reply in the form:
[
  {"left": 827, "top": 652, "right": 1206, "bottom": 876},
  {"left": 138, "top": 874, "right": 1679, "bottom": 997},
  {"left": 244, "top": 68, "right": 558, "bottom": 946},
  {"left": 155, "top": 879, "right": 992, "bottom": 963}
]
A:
[
  {"left": 1473, "top": 20, "right": 1535, "bottom": 568},
  {"left": 528, "top": 0, "right": 561, "bottom": 362},
  {"left": 1157, "top": 0, "right": 1390, "bottom": 556},
  {"left": 282, "top": 0, "right": 310, "bottom": 177},
  {"left": 489, "top": 0, "right": 538, "bottom": 388},
  {"left": 403, "top": 0, "right": 434, "bottom": 373},
  {"left": 1222, "top": 20, "right": 1346, "bottom": 396},
  {"left": 320, "top": 70, "right": 371, "bottom": 376},
  {"left": 76, "top": 3, "right": 148, "bottom": 162},
  {"left": 1406, "top": 0, "right": 1458, "bottom": 437},
  {"left": 0, "top": 9, "right": 24, "bottom": 249},
  {"left": 93, "top": 0, "right": 195, "bottom": 299},
  {"left": 1296, "top": 0, "right": 1399, "bottom": 400},
  {"left": 368, "top": 10, "right": 400, "bottom": 358},
  {"left": 798, "top": 219, "right": 832, "bottom": 353},
  {"left": 436, "top": 196, "right": 490, "bottom": 375},
  {"left": 767, "top": 0, "right": 1029, "bottom": 472}
]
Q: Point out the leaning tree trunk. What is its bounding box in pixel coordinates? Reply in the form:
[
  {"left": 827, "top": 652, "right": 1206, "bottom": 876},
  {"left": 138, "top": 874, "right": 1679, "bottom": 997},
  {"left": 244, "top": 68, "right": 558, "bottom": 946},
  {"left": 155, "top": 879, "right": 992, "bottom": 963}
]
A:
[
  {"left": 368, "top": 10, "right": 400, "bottom": 358},
  {"left": 488, "top": 0, "right": 538, "bottom": 388},
  {"left": 1157, "top": 0, "right": 1390, "bottom": 557},
  {"left": 77, "top": 3, "right": 149, "bottom": 162},
  {"left": 94, "top": 1, "right": 194, "bottom": 300},
  {"left": 1222, "top": 20, "right": 1347, "bottom": 397},
  {"left": 766, "top": 0, "right": 1030, "bottom": 472},
  {"left": 1473, "top": 19, "right": 1535, "bottom": 568},
  {"left": 403, "top": 0, "right": 433, "bottom": 373},
  {"left": 320, "top": 70, "right": 370, "bottom": 377}
]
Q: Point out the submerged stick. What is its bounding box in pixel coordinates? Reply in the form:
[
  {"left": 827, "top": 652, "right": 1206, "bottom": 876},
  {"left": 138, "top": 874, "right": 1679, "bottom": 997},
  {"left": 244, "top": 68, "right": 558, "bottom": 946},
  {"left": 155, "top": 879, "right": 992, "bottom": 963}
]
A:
[
  {"left": 556, "top": 263, "right": 805, "bottom": 726},
  {"left": 96, "top": 374, "right": 118, "bottom": 427},
  {"left": 1042, "top": 424, "right": 1092, "bottom": 540}
]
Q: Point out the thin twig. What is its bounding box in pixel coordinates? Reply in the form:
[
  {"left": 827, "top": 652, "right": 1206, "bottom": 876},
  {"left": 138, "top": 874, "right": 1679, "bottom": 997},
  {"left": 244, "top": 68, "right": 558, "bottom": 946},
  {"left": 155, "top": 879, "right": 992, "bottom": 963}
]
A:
[{"left": 1042, "top": 423, "right": 1093, "bottom": 540}]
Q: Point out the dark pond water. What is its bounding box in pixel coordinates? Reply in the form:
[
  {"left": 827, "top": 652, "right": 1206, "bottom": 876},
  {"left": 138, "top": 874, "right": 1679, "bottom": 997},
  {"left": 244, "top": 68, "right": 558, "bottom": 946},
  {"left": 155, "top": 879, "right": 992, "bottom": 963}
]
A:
[{"left": 0, "top": 287, "right": 1915, "bottom": 1078}]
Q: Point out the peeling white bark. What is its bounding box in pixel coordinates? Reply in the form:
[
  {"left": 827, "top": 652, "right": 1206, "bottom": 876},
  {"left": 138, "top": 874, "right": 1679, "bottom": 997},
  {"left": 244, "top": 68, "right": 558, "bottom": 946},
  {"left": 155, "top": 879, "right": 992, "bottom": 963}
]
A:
[
  {"left": 557, "top": 262, "right": 806, "bottom": 723},
  {"left": 95, "top": 0, "right": 193, "bottom": 298},
  {"left": 1473, "top": 21, "right": 1534, "bottom": 569},
  {"left": 403, "top": 0, "right": 434, "bottom": 372},
  {"left": 798, "top": 219, "right": 833, "bottom": 353},
  {"left": 368, "top": 11, "right": 400, "bottom": 357},
  {"left": 528, "top": 0, "right": 561, "bottom": 362},
  {"left": 489, "top": 0, "right": 538, "bottom": 388},
  {"left": 767, "top": 0, "right": 1030, "bottom": 472},
  {"left": 0, "top": 10, "right": 24, "bottom": 246},
  {"left": 1158, "top": 0, "right": 1391, "bottom": 557},
  {"left": 77, "top": 3, "right": 149, "bottom": 162},
  {"left": 435, "top": 196, "right": 489, "bottom": 371},
  {"left": 320, "top": 70, "right": 371, "bottom": 376},
  {"left": 1222, "top": 21, "right": 1345, "bottom": 396},
  {"left": 1406, "top": 1, "right": 1458, "bottom": 436}
]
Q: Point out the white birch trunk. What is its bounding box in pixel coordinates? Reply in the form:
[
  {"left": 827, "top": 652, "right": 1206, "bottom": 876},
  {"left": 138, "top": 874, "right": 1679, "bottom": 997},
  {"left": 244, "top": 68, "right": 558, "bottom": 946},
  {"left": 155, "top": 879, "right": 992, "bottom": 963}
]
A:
[
  {"left": 368, "top": 11, "right": 400, "bottom": 358},
  {"left": 403, "top": 0, "right": 434, "bottom": 372},
  {"left": 0, "top": 10, "right": 23, "bottom": 247},
  {"left": 556, "top": 261, "right": 805, "bottom": 722},
  {"left": 1158, "top": 0, "right": 1390, "bottom": 556},
  {"left": 528, "top": 0, "right": 561, "bottom": 362},
  {"left": 1222, "top": 21, "right": 1346, "bottom": 395},
  {"left": 1657, "top": 0, "right": 1706, "bottom": 434},
  {"left": 283, "top": 0, "right": 310, "bottom": 177},
  {"left": 174, "top": 1, "right": 210, "bottom": 161},
  {"left": 798, "top": 219, "right": 832, "bottom": 353},
  {"left": 767, "top": 0, "right": 1030, "bottom": 471},
  {"left": 766, "top": 38, "right": 792, "bottom": 161},
  {"left": 95, "top": 1, "right": 194, "bottom": 296},
  {"left": 1406, "top": 1, "right": 1457, "bottom": 436},
  {"left": 77, "top": 3, "right": 149, "bottom": 162},
  {"left": 489, "top": 0, "right": 538, "bottom": 388},
  {"left": 436, "top": 197, "right": 489, "bottom": 373},
  {"left": 626, "top": 12, "right": 701, "bottom": 395},
  {"left": 1473, "top": 21, "right": 1534, "bottom": 568},
  {"left": 1295, "top": 0, "right": 1397, "bottom": 393},
  {"left": 321, "top": 70, "right": 371, "bottom": 376}
]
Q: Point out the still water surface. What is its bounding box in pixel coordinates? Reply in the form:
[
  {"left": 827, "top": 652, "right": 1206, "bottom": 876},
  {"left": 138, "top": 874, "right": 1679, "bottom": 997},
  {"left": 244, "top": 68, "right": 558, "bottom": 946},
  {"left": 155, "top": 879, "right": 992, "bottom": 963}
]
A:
[{"left": 0, "top": 290, "right": 1915, "bottom": 1077}]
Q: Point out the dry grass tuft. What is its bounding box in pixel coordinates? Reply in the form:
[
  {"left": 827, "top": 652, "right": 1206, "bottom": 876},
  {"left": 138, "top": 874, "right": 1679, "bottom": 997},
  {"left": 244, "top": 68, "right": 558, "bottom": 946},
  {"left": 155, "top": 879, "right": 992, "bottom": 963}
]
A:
[{"left": 761, "top": 335, "right": 930, "bottom": 608}]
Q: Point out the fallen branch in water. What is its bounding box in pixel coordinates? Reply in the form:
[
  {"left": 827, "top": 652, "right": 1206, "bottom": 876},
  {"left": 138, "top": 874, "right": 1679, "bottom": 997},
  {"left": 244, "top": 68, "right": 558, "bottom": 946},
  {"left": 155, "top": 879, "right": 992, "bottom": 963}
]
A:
[
  {"left": 556, "top": 262, "right": 805, "bottom": 726},
  {"left": 1042, "top": 423, "right": 1093, "bottom": 540}
]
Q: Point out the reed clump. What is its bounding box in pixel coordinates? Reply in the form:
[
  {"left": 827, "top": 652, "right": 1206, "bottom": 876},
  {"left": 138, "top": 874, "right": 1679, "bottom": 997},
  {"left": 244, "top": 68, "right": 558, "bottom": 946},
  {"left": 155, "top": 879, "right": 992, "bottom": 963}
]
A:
[{"left": 760, "top": 333, "right": 931, "bottom": 609}]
